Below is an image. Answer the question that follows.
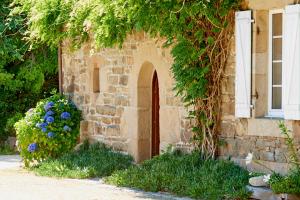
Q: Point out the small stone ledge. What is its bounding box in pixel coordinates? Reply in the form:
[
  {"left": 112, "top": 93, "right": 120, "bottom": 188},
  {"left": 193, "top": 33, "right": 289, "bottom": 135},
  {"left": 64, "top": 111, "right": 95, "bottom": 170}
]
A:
[
  {"left": 219, "top": 156, "right": 290, "bottom": 175},
  {"left": 247, "top": 186, "right": 300, "bottom": 200}
]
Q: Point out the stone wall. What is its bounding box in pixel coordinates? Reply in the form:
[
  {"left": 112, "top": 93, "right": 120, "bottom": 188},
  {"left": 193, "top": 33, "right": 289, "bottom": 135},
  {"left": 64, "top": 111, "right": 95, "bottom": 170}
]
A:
[
  {"left": 61, "top": 0, "right": 300, "bottom": 172},
  {"left": 62, "top": 33, "right": 193, "bottom": 162},
  {"left": 219, "top": 0, "right": 300, "bottom": 173}
]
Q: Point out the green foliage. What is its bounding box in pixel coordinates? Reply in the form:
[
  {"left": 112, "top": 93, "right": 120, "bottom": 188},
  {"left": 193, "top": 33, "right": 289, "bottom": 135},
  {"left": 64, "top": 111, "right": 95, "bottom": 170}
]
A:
[
  {"left": 0, "top": 0, "right": 27, "bottom": 68},
  {"left": 269, "top": 122, "right": 300, "bottom": 194},
  {"left": 270, "top": 171, "right": 300, "bottom": 194},
  {"left": 0, "top": 144, "right": 17, "bottom": 155},
  {"left": 106, "top": 152, "right": 250, "bottom": 200},
  {"left": 278, "top": 121, "right": 300, "bottom": 169},
  {"left": 13, "top": 0, "right": 241, "bottom": 158},
  {"left": 4, "top": 113, "right": 23, "bottom": 137},
  {"left": 32, "top": 141, "right": 134, "bottom": 179},
  {"left": 15, "top": 94, "right": 81, "bottom": 167},
  {"left": 0, "top": 0, "right": 58, "bottom": 141}
]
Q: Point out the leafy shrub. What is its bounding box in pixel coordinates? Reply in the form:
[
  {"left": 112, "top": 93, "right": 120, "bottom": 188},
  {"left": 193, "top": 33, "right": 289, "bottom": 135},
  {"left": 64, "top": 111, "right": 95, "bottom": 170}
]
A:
[
  {"left": 270, "top": 170, "right": 300, "bottom": 194},
  {"left": 278, "top": 121, "right": 300, "bottom": 169},
  {"left": 0, "top": 0, "right": 58, "bottom": 142},
  {"left": 4, "top": 113, "right": 23, "bottom": 137},
  {"left": 106, "top": 151, "right": 250, "bottom": 200},
  {"left": 269, "top": 122, "right": 300, "bottom": 194},
  {"left": 15, "top": 94, "right": 81, "bottom": 166},
  {"left": 33, "top": 141, "right": 134, "bottom": 179}
]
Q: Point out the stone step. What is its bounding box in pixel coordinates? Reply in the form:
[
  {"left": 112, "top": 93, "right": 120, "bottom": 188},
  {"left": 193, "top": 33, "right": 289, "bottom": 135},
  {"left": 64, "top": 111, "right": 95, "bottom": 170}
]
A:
[{"left": 247, "top": 186, "right": 300, "bottom": 200}]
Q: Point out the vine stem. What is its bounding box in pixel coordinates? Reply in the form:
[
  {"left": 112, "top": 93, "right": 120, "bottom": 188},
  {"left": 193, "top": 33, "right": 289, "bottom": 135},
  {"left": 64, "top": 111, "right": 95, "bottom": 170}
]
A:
[{"left": 170, "top": 0, "right": 186, "bottom": 14}]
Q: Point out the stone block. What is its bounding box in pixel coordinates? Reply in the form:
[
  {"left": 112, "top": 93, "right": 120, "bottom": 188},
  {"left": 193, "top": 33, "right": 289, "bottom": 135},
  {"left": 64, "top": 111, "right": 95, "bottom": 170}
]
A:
[
  {"left": 249, "top": 176, "right": 268, "bottom": 187},
  {"left": 80, "top": 121, "right": 89, "bottom": 132},
  {"left": 103, "top": 98, "right": 112, "bottom": 104},
  {"left": 84, "top": 95, "right": 90, "bottom": 104},
  {"left": 112, "top": 67, "right": 124, "bottom": 74},
  {"left": 235, "top": 119, "right": 248, "bottom": 136},
  {"left": 108, "top": 75, "right": 118, "bottom": 84},
  {"left": 96, "top": 105, "right": 117, "bottom": 116},
  {"left": 112, "top": 117, "right": 121, "bottom": 124},
  {"left": 249, "top": 0, "right": 294, "bottom": 10},
  {"left": 260, "top": 151, "right": 275, "bottom": 162},
  {"left": 108, "top": 86, "right": 116, "bottom": 93},
  {"left": 275, "top": 148, "right": 287, "bottom": 163},
  {"left": 115, "top": 95, "right": 129, "bottom": 106},
  {"left": 94, "top": 123, "right": 102, "bottom": 135},
  {"left": 221, "top": 76, "right": 235, "bottom": 95},
  {"left": 116, "top": 107, "right": 124, "bottom": 116},
  {"left": 247, "top": 118, "right": 283, "bottom": 137},
  {"left": 223, "top": 138, "right": 239, "bottom": 157},
  {"left": 221, "top": 101, "right": 235, "bottom": 116},
  {"left": 220, "top": 121, "right": 236, "bottom": 137},
  {"left": 101, "top": 117, "right": 112, "bottom": 125},
  {"left": 90, "top": 108, "right": 95, "bottom": 115},
  {"left": 126, "top": 56, "right": 134, "bottom": 65},
  {"left": 106, "top": 125, "right": 120, "bottom": 136},
  {"left": 256, "top": 139, "right": 266, "bottom": 149},
  {"left": 119, "top": 75, "right": 128, "bottom": 85},
  {"left": 76, "top": 96, "right": 84, "bottom": 104}
]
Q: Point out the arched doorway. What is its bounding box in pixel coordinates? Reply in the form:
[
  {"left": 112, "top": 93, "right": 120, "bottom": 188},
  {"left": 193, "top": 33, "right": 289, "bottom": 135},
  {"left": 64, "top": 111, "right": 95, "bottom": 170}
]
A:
[
  {"left": 151, "top": 71, "right": 160, "bottom": 157},
  {"left": 136, "top": 62, "right": 160, "bottom": 162}
]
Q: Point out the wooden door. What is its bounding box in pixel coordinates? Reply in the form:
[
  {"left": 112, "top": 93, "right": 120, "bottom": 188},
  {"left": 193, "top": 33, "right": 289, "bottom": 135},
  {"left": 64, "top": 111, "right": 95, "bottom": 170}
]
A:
[{"left": 152, "top": 71, "right": 160, "bottom": 157}]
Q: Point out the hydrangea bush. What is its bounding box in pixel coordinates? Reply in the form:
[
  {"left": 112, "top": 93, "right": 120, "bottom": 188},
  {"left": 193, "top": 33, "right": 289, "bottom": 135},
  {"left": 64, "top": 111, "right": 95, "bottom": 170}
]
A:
[{"left": 15, "top": 94, "right": 81, "bottom": 166}]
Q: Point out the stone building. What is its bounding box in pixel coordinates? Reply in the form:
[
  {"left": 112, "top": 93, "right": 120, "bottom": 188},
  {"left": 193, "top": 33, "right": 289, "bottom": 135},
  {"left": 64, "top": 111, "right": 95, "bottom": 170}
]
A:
[{"left": 61, "top": 0, "right": 300, "bottom": 172}]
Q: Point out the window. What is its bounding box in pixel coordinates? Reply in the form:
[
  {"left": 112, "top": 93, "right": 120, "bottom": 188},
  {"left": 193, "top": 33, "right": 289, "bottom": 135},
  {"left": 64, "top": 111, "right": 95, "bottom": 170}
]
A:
[
  {"left": 268, "top": 10, "right": 283, "bottom": 117},
  {"left": 93, "top": 64, "right": 100, "bottom": 93}
]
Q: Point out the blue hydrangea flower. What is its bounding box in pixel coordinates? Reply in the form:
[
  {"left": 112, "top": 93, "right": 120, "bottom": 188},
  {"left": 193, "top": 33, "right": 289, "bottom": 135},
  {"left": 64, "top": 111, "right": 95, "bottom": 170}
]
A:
[
  {"left": 44, "top": 101, "right": 55, "bottom": 111},
  {"left": 47, "top": 132, "right": 55, "bottom": 138},
  {"left": 46, "top": 116, "right": 54, "bottom": 123},
  {"left": 28, "top": 143, "right": 37, "bottom": 153},
  {"left": 39, "top": 122, "right": 48, "bottom": 128},
  {"left": 63, "top": 125, "right": 71, "bottom": 132},
  {"left": 46, "top": 110, "right": 55, "bottom": 116},
  {"left": 61, "top": 112, "right": 71, "bottom": 120},
  {"left": 42, "top": 127, "right": 47, "bottom": 133}
]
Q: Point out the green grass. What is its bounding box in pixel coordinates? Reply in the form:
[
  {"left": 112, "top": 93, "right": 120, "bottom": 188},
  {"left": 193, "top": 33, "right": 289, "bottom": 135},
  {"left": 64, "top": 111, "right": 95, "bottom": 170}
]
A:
[
  {"left": 0, "top": 144, "right": 17, "bottom": 155},
  {"left": 106, "top": 151, "right": 251, "bottom": 200},
  {"left": 32, "top": 142, "right": 134, "bottom": 179}
]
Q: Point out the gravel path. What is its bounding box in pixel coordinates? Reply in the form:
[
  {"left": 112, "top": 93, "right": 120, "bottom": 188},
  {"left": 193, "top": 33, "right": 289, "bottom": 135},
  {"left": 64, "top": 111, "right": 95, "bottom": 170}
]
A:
[{"left": 0, "top": 155, "right": 191, "bottom": 200}]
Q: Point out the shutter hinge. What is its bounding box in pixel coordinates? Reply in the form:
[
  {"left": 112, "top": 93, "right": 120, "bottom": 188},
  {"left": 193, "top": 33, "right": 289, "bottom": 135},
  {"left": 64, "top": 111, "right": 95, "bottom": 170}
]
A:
[
  {"left": 252, "top": 91, "right": 259, "bottom": 99},
  {"left": 251, "top": 19, "right": 255, "bottom": 23}
]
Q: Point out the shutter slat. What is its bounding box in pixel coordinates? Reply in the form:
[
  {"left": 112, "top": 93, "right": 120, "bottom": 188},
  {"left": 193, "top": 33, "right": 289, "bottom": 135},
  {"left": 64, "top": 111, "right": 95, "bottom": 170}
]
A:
[
  {"left": 283, "top": 5, "right": 300, "bottom": 120},
  {"left": 235, "top": 10, "right": 252, "bottom": 118}
]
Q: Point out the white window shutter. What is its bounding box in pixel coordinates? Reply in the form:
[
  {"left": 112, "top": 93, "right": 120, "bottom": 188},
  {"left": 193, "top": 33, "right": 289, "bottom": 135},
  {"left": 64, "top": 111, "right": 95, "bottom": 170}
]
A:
[
  {"left": 235, "top": 10, "right": 252, "bottom": 118},
  {"left": 283, "top": 5, "right": 300, "bottom": 120}
]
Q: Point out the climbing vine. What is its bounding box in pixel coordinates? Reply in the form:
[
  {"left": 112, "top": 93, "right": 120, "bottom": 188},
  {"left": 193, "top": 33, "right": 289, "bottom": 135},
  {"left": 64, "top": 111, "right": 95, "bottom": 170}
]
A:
[{"left": 13, "top": 0, "right": 241, "bottom": 158}]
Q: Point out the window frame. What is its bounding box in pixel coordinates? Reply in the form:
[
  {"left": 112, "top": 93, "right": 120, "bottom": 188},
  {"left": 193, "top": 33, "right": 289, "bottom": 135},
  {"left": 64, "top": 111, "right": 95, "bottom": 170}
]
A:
[{"left": 267, "top": 9, "right": 284, "bottom": 118}]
